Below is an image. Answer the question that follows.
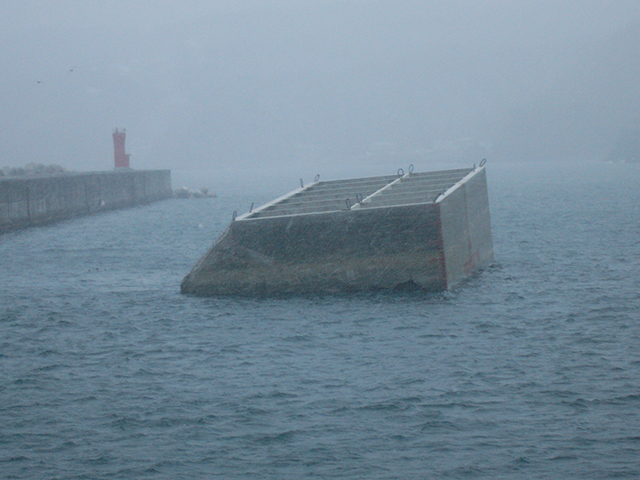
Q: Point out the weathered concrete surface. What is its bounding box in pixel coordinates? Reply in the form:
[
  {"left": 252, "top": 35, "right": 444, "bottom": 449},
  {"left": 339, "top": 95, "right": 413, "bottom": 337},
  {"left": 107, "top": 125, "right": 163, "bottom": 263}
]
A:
[
  {"left": 181, "top": 166, "right": 492, "bottom": 297},
  {"left": 181, "top": 204, "right": 446, "bottom": 296},
  {"left": 438, "top": 168, "right": 494, "bottom": 289},
  {"left": 0, "top": 170, "right": 172, "bottom": 233}
]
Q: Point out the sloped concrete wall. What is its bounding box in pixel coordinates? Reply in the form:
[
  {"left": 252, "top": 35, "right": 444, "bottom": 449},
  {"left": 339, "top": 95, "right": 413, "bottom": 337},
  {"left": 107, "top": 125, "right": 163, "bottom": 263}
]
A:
[
  {"left": 438, "top": 167, "right": 493, "bottom": 289},
  {"left": 182, "top": 203, "right": 447, "bottom": 296},
  {"left": 0, "top": 170, "right": 172, "bottom": 233}
]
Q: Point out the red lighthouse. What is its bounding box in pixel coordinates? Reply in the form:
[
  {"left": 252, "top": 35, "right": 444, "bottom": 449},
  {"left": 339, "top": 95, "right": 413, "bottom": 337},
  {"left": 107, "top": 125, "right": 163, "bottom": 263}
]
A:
[{"left": 112, "top": 128, "right": 131, "bottom": 169}]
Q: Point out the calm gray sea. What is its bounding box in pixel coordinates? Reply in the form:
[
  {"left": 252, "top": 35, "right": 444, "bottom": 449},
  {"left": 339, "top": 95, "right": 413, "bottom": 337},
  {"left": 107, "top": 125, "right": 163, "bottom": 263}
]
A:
[{"left": 1, "top": 161, "right": 639, "bottom": 479}]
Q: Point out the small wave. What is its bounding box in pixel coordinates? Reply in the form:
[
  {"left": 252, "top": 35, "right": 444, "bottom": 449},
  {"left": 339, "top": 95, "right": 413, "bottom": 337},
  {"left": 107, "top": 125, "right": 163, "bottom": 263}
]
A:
[
  {"left": 540, "top": 389, "right": 579, "bottom": 399},
  {"left": 599, "top": 393, "right": 640, "bottom": 405},
  {"left": 12, "top": 377, "right": 38, "bottom": 386},
  {"left": 34, "top": 363, "right": 63, "bottom": 372},
  {"left": 283, "top": 334, "right": 313, "bottom": 342},
  {"left": 85, "top": 455, "right": 115, "bottom": 465},
  {"left": 442, "top": 465, "right": 485, "bottom": 477},
  {"left": 558, "top": 393, "right": 640, "bottom": 408},
  {"left": 550, "top": 454, "right": 579, "bottom": 461},
  {"left": 253, "top": 430, "right": 297, "bottom": 445},
  {"left": 37, "top": 349, "right": 59, "bottom": 357},
  {"left": 152, "top": 416, "right": 207, "bottom": 428},
  {"left": 419, "top": 420, "right": 459, "bottom": 432},
  {"left": 107, "top": 415, "right": 142, "bottom": 431},
  {"left": 0, "top": 455, "right": 30, "bottom": 463},
  {"left": 357, "top": 401, "right": 404, "bottom": 412},
  {"left": 247, "top": 390, "right": 298, "bottom": 400},
  {"left": 220, "top": 344, "right": 241, "bottom": 353},
  {"left": 620, "top": 436, "right": 640, "bottom": 443},
  {"left": 133, "top": 368, "right": 163, "bottom": 377},
  {"left": 72, "top": 395, "right": 98, "bottom": 404}
]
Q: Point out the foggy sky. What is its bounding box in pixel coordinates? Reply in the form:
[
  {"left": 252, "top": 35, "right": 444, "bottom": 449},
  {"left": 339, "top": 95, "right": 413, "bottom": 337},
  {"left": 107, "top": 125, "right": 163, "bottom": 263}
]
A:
[{"left": 2, "top": 0, "right": 640, "bottom": 179}]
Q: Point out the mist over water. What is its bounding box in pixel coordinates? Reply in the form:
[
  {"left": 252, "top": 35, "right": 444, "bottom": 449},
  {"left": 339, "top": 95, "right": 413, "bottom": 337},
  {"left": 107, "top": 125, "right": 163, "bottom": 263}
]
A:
[
  {"left": 1, "top": 161, "right": 639, "bottom": 479},
  {"left": 2, "top": 1, "right": 640, "bottom": 172}
]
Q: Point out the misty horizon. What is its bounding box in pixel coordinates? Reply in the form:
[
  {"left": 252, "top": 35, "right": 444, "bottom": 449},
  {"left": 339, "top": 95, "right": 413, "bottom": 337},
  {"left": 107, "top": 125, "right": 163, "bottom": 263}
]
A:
[{"left": 2, "top": 0, "right": 640, "bottom": 179}]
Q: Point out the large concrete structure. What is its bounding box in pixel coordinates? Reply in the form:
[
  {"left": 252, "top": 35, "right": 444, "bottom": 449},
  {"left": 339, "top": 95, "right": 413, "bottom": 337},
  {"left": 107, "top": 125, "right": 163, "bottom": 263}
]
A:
[
  {"left": 0, "top": 170, "right": 172, "bottom": 233},
  {"left": 181, "top": 165, "right": 493, "bottom": 296}
]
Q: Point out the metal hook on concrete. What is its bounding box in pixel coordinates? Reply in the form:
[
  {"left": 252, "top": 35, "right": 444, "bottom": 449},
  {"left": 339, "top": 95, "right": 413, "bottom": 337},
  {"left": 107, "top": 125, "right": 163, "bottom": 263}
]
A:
[
  {"left": 408, "top": 164, "right": 414, "bottom": 175},
  {"left": 480, "top": 158, "right": 487, "bottom": 167},
  {"left": 314, "top": 174, "right": 320, "bottom": 183},
  {"left": 356, "top": 193, "right": 363, "bottom": 205},
  {"left": 397, "top": 168, "right": 405, "bottom": 177},
  {"left": 345, "top": 198, "right": 352, "bottom": 210}
]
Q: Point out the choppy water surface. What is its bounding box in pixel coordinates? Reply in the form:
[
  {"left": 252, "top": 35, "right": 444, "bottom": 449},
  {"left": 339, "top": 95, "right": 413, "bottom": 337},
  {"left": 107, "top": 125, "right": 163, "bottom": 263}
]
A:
[{"left": 1, "top": 162, "right": 639, "bottom": 479}]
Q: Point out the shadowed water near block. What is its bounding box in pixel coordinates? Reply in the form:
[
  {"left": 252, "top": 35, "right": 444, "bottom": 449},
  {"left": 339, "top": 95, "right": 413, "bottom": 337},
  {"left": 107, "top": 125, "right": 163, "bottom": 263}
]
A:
[{"left": 182, "top": 166, "right": 493, "bottom": 296}]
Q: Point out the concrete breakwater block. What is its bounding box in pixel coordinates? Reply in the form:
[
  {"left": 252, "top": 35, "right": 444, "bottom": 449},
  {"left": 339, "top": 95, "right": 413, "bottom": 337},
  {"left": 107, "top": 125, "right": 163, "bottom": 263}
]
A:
[{"left": 181, "top": 165, "right": 493, "bottom": 296}]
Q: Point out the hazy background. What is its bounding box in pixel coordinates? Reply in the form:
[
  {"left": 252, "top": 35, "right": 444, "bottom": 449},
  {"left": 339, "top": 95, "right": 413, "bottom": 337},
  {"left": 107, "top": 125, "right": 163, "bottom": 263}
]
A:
[{"left": 2, "top": 0, "right": 640, "bottom": 187}]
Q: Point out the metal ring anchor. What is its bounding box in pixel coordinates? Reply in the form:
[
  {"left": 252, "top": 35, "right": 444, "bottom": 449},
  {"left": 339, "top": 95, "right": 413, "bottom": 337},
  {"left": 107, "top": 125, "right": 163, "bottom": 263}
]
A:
[
  {"left": 300, "top": 178, "right": 304, "bottom": 188},
  {"left": 249, "top": 202, "right": 254, "bottom": 213},
  {"left": 480, "top": 158, "right": 487, "bottom": 167},
  {"left": 345, "top": 198, "right": 352, "bottom": 210},
  {"left": 355, "top": 193, "right": 363, "bottom": 205},
  {"left": 397, "top": 168, "right": 405, "bottom": 177},
  {"left": 232, "top": 210, "right": 238, "bottom": 221},
  {"left": 314, "top": 174, "right": 320, "bottom": 183},
  {"left": 408, "top": 164, "right": 414, "bottom": 175}
]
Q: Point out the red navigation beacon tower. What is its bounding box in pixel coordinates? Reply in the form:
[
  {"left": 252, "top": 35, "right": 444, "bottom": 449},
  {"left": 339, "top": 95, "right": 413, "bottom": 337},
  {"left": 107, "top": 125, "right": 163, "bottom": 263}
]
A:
[{"left": 112, "top": 128, "right": 131, "bottom": 169}]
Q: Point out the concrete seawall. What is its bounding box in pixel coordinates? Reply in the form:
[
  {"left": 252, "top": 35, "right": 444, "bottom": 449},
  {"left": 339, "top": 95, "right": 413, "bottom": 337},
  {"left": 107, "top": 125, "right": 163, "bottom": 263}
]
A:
[{"left": 0, "top": 170, "right": 172, "bottom": 233}]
